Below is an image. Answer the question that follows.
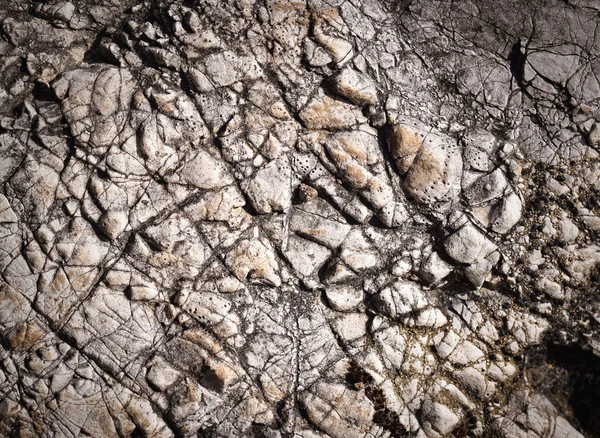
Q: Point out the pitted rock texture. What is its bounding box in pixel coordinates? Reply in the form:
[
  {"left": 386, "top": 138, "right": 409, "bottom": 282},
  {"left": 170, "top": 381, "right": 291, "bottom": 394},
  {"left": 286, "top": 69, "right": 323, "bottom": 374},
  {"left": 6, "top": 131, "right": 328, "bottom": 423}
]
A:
[{"left": 1, "top": 1, "right": 600, "bottom": 437}]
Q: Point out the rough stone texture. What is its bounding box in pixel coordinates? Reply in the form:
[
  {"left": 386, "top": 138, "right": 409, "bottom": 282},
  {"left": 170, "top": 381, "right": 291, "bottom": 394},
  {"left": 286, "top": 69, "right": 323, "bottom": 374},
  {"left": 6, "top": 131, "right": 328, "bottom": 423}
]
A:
[{"left": 1, "top": 1, "right": 600, "bottom": 437}]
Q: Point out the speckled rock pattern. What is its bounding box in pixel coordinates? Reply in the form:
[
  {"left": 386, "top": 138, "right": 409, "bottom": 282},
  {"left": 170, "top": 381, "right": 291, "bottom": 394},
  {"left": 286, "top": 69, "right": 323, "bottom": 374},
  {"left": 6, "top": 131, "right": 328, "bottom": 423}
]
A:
[{"left": 1, "top": 1, "right": 600, "bottom": 437}]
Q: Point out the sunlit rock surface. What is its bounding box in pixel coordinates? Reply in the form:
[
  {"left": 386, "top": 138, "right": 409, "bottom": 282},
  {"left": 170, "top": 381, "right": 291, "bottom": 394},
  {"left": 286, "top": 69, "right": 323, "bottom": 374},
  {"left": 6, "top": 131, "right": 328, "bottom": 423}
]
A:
[{"left": 1, "top": 0, "right": 600, "bottom": 437}]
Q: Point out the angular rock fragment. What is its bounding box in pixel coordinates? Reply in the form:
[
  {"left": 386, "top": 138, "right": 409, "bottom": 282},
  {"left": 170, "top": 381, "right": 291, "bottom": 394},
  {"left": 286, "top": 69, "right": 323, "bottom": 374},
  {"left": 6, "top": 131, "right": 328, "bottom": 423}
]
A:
[
  {"left": 340, "top": 229, "right": 380, "bottom": 272},
  {"left": 179, "top": 149, "right": 234, "bottom": 190},
  {"left": 331, "top": 312, "right": 368, "bottom": 342},
  {"left": 463, "top": 168, "right": 508, "bottom": 205},
  {"left": 325, "top": 285, "right": 363, "bottom": 311},
  {"left": 420, "top": 251, "right": 453, "bottom": 284},
  {"left": 225, "top": 238, "right": 280, "bottom": 286},
  {"left": 330, "top": 67, "right": 377, "bottom": 106},
  {"left": 242, "top": 156, "right": 292, "bottom": 214},
  {"left": 147, "top": 357, "right": 181, "bottom": 391},
  {"left": 490, "top": 192, "right": 523, "bottom": 234},
  {"left": 299, "top": 382, "right": 375, "bottom": 438},
  {"left": 300, "top": 91, "right": 363, "bottom": 130},
  {"left": 283, "top": 234, "right": 331, "bottom": 277},
  {"left": 388, "top": 119, "right": 463, "bottom": 204},
  {"left": 444, "top": 224, "right": 496, "bottom": 265},
  {"left": 313, "top": 22, "right": 354, "bottom": 65},
  {"left": 374, "top": 281, "right": 428, "bottom": 318},
  {"left": 289, "top": 198, "right": 351, "bottom": 249}
]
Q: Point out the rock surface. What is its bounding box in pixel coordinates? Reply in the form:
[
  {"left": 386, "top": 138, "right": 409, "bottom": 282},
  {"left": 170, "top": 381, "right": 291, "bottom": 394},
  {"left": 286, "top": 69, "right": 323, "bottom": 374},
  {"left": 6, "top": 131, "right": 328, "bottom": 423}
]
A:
[{"left": 1, "top": 0, "right": 600, "bottom": 437}]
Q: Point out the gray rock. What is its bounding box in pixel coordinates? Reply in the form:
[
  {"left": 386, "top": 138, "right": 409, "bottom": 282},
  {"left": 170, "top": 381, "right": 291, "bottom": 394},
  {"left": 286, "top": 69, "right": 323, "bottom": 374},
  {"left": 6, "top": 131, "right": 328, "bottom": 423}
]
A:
[
  {"left": 491, "top": 192, "right": 523, "bottom": 234},
  {"left": 463, "top": 168, "right": 508, "bottom": 206},
  {"left": 444, "top": 224, "right": 496, "bottom": 264},
  {"left": 242, "top": 156, "right": 292, "bottom": 214},
  {"left": 420, "top": 251, "right": 454, "bottom": 284},
  {"left": 180, "top": 149, "right": 234, "bottom": 190},
  {"left": 589, "top": 122, "right": 600, "bottom": 145},
  {"left": 330, "top": 67, "right": 377, "bottom": 106},
  {"left": 289, "top": 199, "right": 351, "bottom": 249},
  {"left": 325, "top": 285, "right": 363, "bottom": 311},
  {"left": 147, "top": 357, "right": 181, "bottom": 391},
  {"left": 0, "top": 1, "right": 594, "bottom": 436},
  {"left": 283, "top": 234, "right": 331, "bottom": 277},
  {"left": 374, "top": 281, "right": 428, "bottom": 318}
]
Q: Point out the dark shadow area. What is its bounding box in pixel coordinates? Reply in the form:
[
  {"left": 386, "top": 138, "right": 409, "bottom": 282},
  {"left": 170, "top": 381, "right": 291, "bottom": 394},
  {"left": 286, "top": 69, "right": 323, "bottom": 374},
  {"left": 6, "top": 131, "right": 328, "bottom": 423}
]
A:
[
  {"left": 526, "top": 343, "right": 600, "bottom": 437},
  {"left": 82, "top": 29, "right": 111, "bottom": 64},
  {"left": 507, "top": 42, "right": 526, "bottom": 87},
  {"left": 346, "top": 362, "right": 412, "bottom": 438},
  {"left": 31, "top": 81, "right": 58, "bottom": 102}
]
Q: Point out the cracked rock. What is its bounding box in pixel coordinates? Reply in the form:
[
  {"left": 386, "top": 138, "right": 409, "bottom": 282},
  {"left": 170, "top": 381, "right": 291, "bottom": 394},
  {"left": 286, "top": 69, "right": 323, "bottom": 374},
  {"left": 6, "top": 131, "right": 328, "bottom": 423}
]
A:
[
  {"left": 329, "top": 67, "right": 378, "bottom": 106},
  {"left": 444, "top": 223, "right": 496, "bottom": 265},
  {"left": 1, "top": 1, "right": 599, "bottom": 437}
]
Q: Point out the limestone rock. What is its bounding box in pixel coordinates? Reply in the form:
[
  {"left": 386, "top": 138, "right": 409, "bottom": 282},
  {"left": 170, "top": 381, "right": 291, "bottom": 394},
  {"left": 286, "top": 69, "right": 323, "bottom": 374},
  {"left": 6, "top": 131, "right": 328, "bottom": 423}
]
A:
[
  {"left": 444, "top": 224, "right": 496, "bottom": 265},
  {"left": 325, "top": 285, "right": 363, "bottom": 311},
  {"left": 388, "top": 120, "right": 463, "bottom": 204},
  {"left": 226, "top": 238, "right": 281, "bottom": 286},
  {"left": 242, "top": 156, "right": 292, "bottom": 214},
  {"left": 0, "top": 1, "right": 595, "bottom": 437},
  {"left": 300, "top": 92, "right": 362, "bottom": 130},
  {"left": 330, "top": 67, "right": 377, "bottom": 106}
]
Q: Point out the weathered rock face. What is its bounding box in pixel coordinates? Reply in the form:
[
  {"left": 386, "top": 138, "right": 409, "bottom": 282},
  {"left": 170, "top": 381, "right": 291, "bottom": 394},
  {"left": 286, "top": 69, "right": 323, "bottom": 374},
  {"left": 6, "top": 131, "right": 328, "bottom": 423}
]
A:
[
  {"left": 1, "top": 0, "right": 599, "bottom": 437},
  {"left": 388, "top": 119, "right": 463, "bottom": 206},
  {"left": 329, "top": 67, "right": 378, "bottom": 106}
]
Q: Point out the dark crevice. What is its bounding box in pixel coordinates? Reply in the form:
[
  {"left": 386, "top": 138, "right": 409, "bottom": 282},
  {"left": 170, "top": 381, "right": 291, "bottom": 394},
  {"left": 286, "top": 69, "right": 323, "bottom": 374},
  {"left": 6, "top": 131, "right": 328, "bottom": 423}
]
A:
[
  {"left": 525, "top": 342, "right": 600, "bottom": 437},
  {"left": 30, "top": 80, "right": 57, "bottom": 102},
  {"left": 82, "top": 29, "right": 112, "bottom": 64},
  {"left": 346, "top": 362, "right": 412, "bottom": 438},
  {"left": 507, "top": 41, "right": 526, "bottom": 88}
]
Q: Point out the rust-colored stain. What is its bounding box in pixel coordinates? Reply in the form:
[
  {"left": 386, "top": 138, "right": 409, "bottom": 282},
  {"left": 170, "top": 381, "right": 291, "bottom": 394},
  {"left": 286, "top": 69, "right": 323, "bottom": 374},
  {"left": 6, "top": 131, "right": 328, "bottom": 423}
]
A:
[{"left": 388, "top": 125, "right": 421, "bottom": 174}]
